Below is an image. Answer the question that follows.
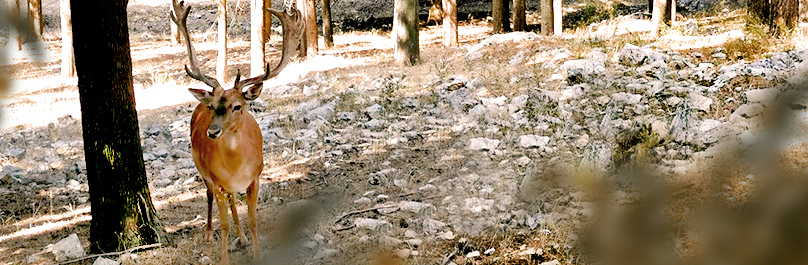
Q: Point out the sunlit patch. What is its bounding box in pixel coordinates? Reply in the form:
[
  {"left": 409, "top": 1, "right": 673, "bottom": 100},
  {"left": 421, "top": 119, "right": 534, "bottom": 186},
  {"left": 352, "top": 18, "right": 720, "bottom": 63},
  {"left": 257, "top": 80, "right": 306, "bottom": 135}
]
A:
[{"left": 0, "top": 214, "right": 91, "bottom": 244}]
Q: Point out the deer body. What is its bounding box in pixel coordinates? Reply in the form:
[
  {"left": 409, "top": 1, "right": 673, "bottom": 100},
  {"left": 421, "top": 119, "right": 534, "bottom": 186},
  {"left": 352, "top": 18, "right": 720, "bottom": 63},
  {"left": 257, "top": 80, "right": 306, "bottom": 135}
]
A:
[{"left": 171, "top": 0, "right": 304, "bottom": 264}]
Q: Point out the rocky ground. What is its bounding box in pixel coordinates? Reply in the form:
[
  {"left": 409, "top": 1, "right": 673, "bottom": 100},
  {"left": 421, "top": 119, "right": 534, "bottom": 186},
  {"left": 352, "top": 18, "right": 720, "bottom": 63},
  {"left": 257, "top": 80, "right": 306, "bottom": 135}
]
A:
[{"left": 3, "top": 0, "right": 808, "bottom": 265}]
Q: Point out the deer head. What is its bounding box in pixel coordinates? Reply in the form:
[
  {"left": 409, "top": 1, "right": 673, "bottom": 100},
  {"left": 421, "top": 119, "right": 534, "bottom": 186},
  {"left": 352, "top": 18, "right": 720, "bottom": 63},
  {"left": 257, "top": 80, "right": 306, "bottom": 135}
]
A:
[{"left": 170, "top": 0, "right": 303, "bottom": 139}]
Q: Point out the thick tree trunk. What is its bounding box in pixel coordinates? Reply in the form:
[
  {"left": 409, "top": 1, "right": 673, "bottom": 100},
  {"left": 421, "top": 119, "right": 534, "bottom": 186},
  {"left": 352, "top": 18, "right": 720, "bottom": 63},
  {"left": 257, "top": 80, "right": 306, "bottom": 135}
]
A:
[
  {"left": 251, "top": 0, "right": 265, "bottom": 76},
  {"left": 442, "top": 0, "right": 457, "bottom": 47},
  {"left": 749, "top": 0, "right": 798, "bottom": 34},
  {"left": 541, "top": 0, "right": 552, "bottom": 35},
  {"left": 513, "top": 0, "right": 526, "bottom": 31},
  {"left": 492, "top": 0, "right": 503, "bottom": 33},
  {"left": 502, "top": 0, "right": 511, "bottom": 32},
  {"left": 170, "top": 5, "right": 181, "bottom": 45},
  {"left": 8, "top": 0, "right": 22, "bottom": 50},
  {"left": 322, "top": 0, "right": 333, "bottom": 48},
  {"left": 264, "top": 0, "right": 272, "bottom": 42},
  {"left": 553, "top": 0, "right": 561, "bottom": 35},
  {"left": 302, "top": 0, "right": 318, "bottom": 57},
  {"left": 28, "top": 0, "right": 42, "bottom": 40},
  {"left": 70, "top": 0, "right": 166, "bottom": 253},
  {"left": 217, "top": 0, "right": 228, "bottom": 84},
  {"left": 60, "top": 0, "right": 75, "bottom": 77},
  {"left": 393, "top": 0, "right": 419, "bottom": 66},
  {"left": 651, "top": 0, "right": 665, "bottom": 36}
]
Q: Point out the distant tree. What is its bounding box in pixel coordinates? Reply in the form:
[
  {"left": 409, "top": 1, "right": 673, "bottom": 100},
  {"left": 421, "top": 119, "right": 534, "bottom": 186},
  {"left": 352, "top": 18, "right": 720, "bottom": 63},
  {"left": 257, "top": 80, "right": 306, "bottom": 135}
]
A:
[
  {"left": 750, "top": 0, "right": 799, "bottom": 35},
  {"left": 264, "top": 0, "right": 272, "bottom": 42},
  {"left": 217, "top": 0, "right": 228, "bottom": 84},
  {"left": 8, "top": 0, "right": 22, "bottom": 50},
  {"left": 651, "top": 0, "right": 666, "bottom": 36},
  {"left": 393, "top": 0, "right": 419, "bottom": 66},
  {"left": 492, "top": 0, "right": 510, "bottom": 33},
  {"left": 322, "top": 0, "right": 334, "bottom": 48},
  {"left": 513, "top": 0, "right": 526, "bottom": 31},
  {"left": 70, "top": 0, "right": 167, "bottom": 253},
  {"left": 541, "top": 0, "right": 552, "bottom": 35},
  {"left": 442, "top": 0, "right": 457, "bottom": 46},
  {"left": 28, "top": 0, "right": 43, "bottom": 40},
  {"left": 251, "top": 0, "right": 266, "bottom": 76},
  {"left": 553, "top": 0, "right": 561, "bottom": 35},
  {"left": 169, "top": 5, "right": 181, "bottom": 45},
  {"left": 298, "top": 0, "right": 318, "bottom": 57},
  {"left": 61, "top": 0, "right": 75, "bottom": 77}
]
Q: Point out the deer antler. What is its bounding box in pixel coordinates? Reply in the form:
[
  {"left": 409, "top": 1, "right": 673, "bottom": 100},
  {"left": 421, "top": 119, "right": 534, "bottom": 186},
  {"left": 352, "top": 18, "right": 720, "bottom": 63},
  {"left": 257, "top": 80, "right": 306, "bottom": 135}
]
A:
[
  {"left": 170, "top": 0, "right": 222, "bottom": 90},
  {"left": 232, "top": 8, "right": 305, "bottom": 91}
]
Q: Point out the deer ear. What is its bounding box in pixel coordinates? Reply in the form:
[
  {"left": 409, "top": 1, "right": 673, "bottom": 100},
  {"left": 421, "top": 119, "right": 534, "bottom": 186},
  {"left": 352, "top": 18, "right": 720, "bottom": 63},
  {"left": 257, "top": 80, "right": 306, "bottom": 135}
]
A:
[
  {"left": 243, "top": 83, "right": 263, "bottom": 100},
  {"left": 189, "top": 88, "right": 212, "bottom": 103}
]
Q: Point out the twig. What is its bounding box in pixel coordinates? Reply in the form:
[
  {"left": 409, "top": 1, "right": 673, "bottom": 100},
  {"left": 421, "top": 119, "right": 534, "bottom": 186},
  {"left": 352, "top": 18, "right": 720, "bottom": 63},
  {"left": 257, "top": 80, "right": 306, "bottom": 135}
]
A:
[
  {"left": 332, "top": 203, "right": 398, "bottom": 224},
  {"left": 441, "top": 250, "right": 457, "bottom": 265},
  {"left": 57, "top": 243, "right": 163, "bottom": 265}
]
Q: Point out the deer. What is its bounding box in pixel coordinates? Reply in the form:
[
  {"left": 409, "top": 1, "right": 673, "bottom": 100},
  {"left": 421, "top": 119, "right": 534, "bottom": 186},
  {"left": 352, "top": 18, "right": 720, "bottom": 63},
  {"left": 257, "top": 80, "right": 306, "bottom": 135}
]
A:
[{"left": 170, "top": 0, "right": 303, "bottom": 263}]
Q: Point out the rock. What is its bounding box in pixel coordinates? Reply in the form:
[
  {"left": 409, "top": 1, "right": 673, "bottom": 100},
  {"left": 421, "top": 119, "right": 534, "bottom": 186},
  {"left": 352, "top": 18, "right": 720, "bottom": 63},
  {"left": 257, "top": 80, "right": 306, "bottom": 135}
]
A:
[
  {"left": 739, "top": 130, "right": 758, "bottom": 146},
  {"left": 399, "top": 201, "right": 435, "bottom": 215},
  {"left": 468, "top": 138, "right": 500, "bottom": 151},
  {"left": 3, "top": 148, "right": 25, "bottom": 159},
  {"left": 712, "top": 52, "right": 727, "bottom": 60},
  {"left": 744, "top": 88, "right": 778, "bottom": 104},
  {"left": 646, "top": 51, "right": 670, "bottom": 64},
  {"left": 618, "top": 43, "right": 647, "bottom": 66},
  {"left": 45, "top": 234, "right": 86, "bottom": 262},
  {"left": 466, "top": 251, "right": 481, "bottom": 259},
  {"left": 540, "top": 260, "right": 561, "bottom": 265},
  {"left": 733, "top": 104, "right": 764, "bottom": 118},
  {"left": 304, "top": 101, "right": 336, "bottom": 122},
  {"left": 484, "top": 248, "right": 496, "bottom": 255},
  {"left": 337, "top": 111, "right": 356, "bottom": 121},
  {"left": 581, "top": 141, "right": 611, "bottom": 170},
  {"left": 562, "top": 59, "right": 606, "bottom": 84},
  {"left": 637, "top": 61, "right": 668, "bottom": 77},
  {"left": 423, "top": 218, "right": 447, "bottom": 234},
  {"left": 0, "top": 166, "right": 25, "bottom": 184},
  {"left": 394, "top": 249, "right": 411, "bottom": 259},
  {"left": 669, "top": 103, "right": 698, "bottom": 144},
  {"left": 380, "top": 235, "right": 404, "bottom": 246},
  {"left": 509, "top": 50, "right": 529, "bottom": 65},
  {"left": 198, "top": 256, "right": 213, "bottom": 264},
  {"left": 611, "top": 93, "right": 642, "bottom": 105},
  {"left": 518, "top": 135, "right": 550, "bottom": 149},
  {"left": 92, "top": 257, "right": 119, "bottom": 265},
  {"left": 364, "top": 119, "right": 388, "bottom": 130},
  {"left": 586, "top": 49, "right": 608, "bottom": 64},
  {"left": 688, "top": 93, "right": 713, "bottom": 112},
  {"left": 647, "top": 81, "right": 665, "bottom": 96},
  {"left": 313, "top": 248, "right": 339, "bottom": 259},
  {"left": 354, "top": 218, "right": 392, "bottom": 232}
]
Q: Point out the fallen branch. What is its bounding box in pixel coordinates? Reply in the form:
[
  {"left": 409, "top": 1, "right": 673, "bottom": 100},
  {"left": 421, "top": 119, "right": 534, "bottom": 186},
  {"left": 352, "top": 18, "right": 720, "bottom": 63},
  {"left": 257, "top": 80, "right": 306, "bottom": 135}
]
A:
[
  {"left": 57, "top": 243, "right": 163, "bottom": 265},
  {"left": 332, "top": 203, "right": 398, "bottom": 224}
]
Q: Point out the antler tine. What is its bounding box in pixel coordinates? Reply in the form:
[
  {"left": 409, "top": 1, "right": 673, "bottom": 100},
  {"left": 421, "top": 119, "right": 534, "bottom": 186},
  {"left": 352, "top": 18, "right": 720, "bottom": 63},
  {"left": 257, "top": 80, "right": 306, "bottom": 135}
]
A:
[
  {"left": 234, "top": 8, "right": 304, "bottom": 91},
  {"left": 171, "top": 0, "right": 221, "bottom": 90}
]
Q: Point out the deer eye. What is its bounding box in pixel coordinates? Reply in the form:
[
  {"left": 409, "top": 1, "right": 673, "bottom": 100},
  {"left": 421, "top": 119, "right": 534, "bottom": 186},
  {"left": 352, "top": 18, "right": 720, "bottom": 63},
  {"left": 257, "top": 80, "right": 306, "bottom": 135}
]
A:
[
  {"left": 233, "top": 105, "right": 242, "bottom": 111},
  {"left": 207, "top": 105, "right": 214, "bottom": 110}
]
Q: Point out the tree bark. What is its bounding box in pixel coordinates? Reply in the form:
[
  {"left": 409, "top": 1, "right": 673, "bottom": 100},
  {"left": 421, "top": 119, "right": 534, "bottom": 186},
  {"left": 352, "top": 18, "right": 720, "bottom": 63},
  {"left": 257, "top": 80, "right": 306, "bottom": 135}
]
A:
[
  {"left": 651, "top": 0, "right": 665, "bottom": 36},
  {"left": 442, "top": 0, "right": 457, "bottom": 47},
  {"left": 70, "top": 0, "right": 166, "bottom": 253},
  {"left": 502, "top": 0, "right": 511, "bottom": 32},
  {"left": 322, "top": 0, "right": 333, "bottom": 48},
  {"left": 492, "top": 0, "right": 503, "bottom": 33},
  {"left": 553, "top": 0, "right": 561, "bottom": 35},
  {"left": 60, "top": 0, "right": 75, "bottom": 77},
  {"left": 541, "top": 0, "right": 552, "bottom": 35},
  {"left": 301, "top": 0, "right": 318, "bottom": 57},
  {"left": 169, "top": 5, "right": 181, "bottom": 45},
  {"left": 670, "top": 0, "right": 676, "bottom": 23},
  {"left": 513, "top": 0, "right": 526, "bottom": 31},
  {"left": 28, "top": 0, "right": 43, "bottom": 40},
  {"left": 393, "top": 0, "right": 419, "bottom": 66},
  {"left": 251, "top": 0, "right": 265, "bottom": 76},
  {"left": 749, "top": 0, "right": 798, "bottom": 34},
  {"left": 8, "top": 0, "right": 22, "bottom": 50},
  {"left": 217, "top": 0, "right": 228, "bottom": 84},
  {"left": 263, "top": 0, "right": 272, "bottom": 42}
]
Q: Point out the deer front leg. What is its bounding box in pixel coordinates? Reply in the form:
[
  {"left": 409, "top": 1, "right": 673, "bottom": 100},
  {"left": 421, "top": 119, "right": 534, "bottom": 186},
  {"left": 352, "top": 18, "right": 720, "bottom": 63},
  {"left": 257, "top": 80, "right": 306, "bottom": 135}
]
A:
[
  {"left": 214, "top": 191, "right": 230, "bottom": 265},
  {"left": 227, "top": 193, "right": 248, "bottom": 245},
  {"left": 247, "top": 180, "right": 260, "bottom": 260},
  {"left": 205, "top": 181, "right": 214, "bottom": 242}
]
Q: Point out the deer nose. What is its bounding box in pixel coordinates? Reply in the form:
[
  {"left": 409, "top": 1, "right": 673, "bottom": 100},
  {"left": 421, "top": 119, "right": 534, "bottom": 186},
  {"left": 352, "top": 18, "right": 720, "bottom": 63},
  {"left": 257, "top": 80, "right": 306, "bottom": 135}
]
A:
[{"left": 207, "top": 125, "right": 222, "bottom": 139}]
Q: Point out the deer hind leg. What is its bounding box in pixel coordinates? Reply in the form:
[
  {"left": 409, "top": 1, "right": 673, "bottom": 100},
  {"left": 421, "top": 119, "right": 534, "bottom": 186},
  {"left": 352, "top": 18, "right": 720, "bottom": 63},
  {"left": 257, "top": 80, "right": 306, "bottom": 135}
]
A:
[
  {"left": 227, "top": 193, "right": 248, "bottom": 245},
  {"left": 205, "top": 181, "right": 214, "bottom": 242},
  {"left": 247, "top": 180, "right": 260, "bottom": 260},
  {"left": 214, "top": 191, "right": 231, "bottom": 265}
]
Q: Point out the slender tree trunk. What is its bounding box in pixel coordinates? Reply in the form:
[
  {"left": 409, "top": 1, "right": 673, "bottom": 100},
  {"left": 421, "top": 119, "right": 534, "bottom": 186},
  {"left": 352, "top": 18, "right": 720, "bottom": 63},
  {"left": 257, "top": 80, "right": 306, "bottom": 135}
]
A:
[
  {"left": 322, "top": 0, "right": 333, "bottom": 48},
  {"left": 393, "top": 0, "right": 419, "bottom": 66},
  {"left": 651, "top": 0, "right": 664, "bottom": 36},
  {"left": 28, "top": 0, "right": 42, "bottom": 40},
  {"left": 492, "top": 0, "right": 504, "bottom": 33},
  {"left": 670, "top": 0, "right": 676, "bottom": 23},
  {"left": 501, "top": 0, "right": 511, "bottom": 32},
  {"left": 541, "top": 0, "right": 552, "bottom": 35},
  {"left": 251, "top": 0, "right": 265, "bottom": 76},
  {"left": 553, "top": 0, "right": 562, "bottom": 35},
  {"left": 217, "top": 0, "right": 228, "bottom": 84},
  {"left": 60, "top": 0, "right": 75, "bottom": 77},
  {"left": 8, "top": 0, "right": 22, "bottom": 50},
  {"left": 442, "top": 0, "right": 457, "bottom": 47},
  {"left": 513, "top": 0, "right": 526, "bottom": 31},
  {"left": 302, "top": 0, "right": 318, "bottom": 57},
  {"left": 70, "top": 0, "right": 166, "bottom": 253},
  {"left": 264, "top": 0, "right": 272, "bottom": 42},
  {"left": 170, "top": 5, "right": 181, "bottom": 45}
]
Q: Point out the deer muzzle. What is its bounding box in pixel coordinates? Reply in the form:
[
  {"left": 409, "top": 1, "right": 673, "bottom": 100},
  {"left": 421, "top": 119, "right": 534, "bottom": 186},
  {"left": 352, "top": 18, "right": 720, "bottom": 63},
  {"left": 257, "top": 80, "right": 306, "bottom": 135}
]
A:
[{"left": 207, "top": 124, "right": 222, "bottom": 139}]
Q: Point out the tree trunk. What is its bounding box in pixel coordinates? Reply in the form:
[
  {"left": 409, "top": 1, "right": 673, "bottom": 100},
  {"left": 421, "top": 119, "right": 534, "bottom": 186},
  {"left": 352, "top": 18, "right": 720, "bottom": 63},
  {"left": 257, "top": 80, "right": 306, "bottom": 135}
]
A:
[
  {"left": 217, "top": 0, "right": 228, "bottom": 84},
  {"left": 322, "top": 0, "right": 333, "bottom": 48},
  {"left": 70, "top": 0, "right": 166, "bottom": 253},
  {"left": 28, "top": 0, "right": 43, "bottom": 40},
  {"left": 502, "top": 0, "right": 511, "bottom": 32},
  {"left": 263, "top": 0, "right": 272, "bottom": 42},
  {"left": 393, "top": 0, "right": 419, "bottom": 66},
  {"left": 670, "top": 0, "right": 676, "bottom": 23},
  {"left": 775, "top": 0, "right": 799, "bottom": 31},
  {"left": 553, "top": 0, "right": 561, "bottom": 35},
  {"left": 8, "top": 0, "right": 22, "bottom": 50},
  {"left": 651, "top": 0, "right": 665, "bottom": 36},
  {"left": 251, "top": 0, "right": 265, "bottom": 76},
  {"left": 492, "top": 0, "right": 504, "bottom": 33},
  {"left": 442, "top": 0, "right": 457, "bottom": 47},
  {"left": 749, "top": 0, "right": 799, "bottom": 34},
  {"left": 169, "top": 5, "right": 181, "bottom": 45},
  {"left": 60, "top": 0, "right": 75, "bottom": 77},
  {"left": 513, "top": 0, "right": 526, "bottom": 31},
  {"left": 541, "top": 0, "right": 552, "bottom": 35},
  {"left": 302, "top": 0, "right": 318, "bottom": 57}
]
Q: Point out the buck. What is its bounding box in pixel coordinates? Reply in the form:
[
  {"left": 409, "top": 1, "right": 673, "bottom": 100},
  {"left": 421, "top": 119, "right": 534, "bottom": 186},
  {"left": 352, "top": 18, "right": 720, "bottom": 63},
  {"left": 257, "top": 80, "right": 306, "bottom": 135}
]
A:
[{"left": 170, "top": 0, "right": 303, "bottom": 263}]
